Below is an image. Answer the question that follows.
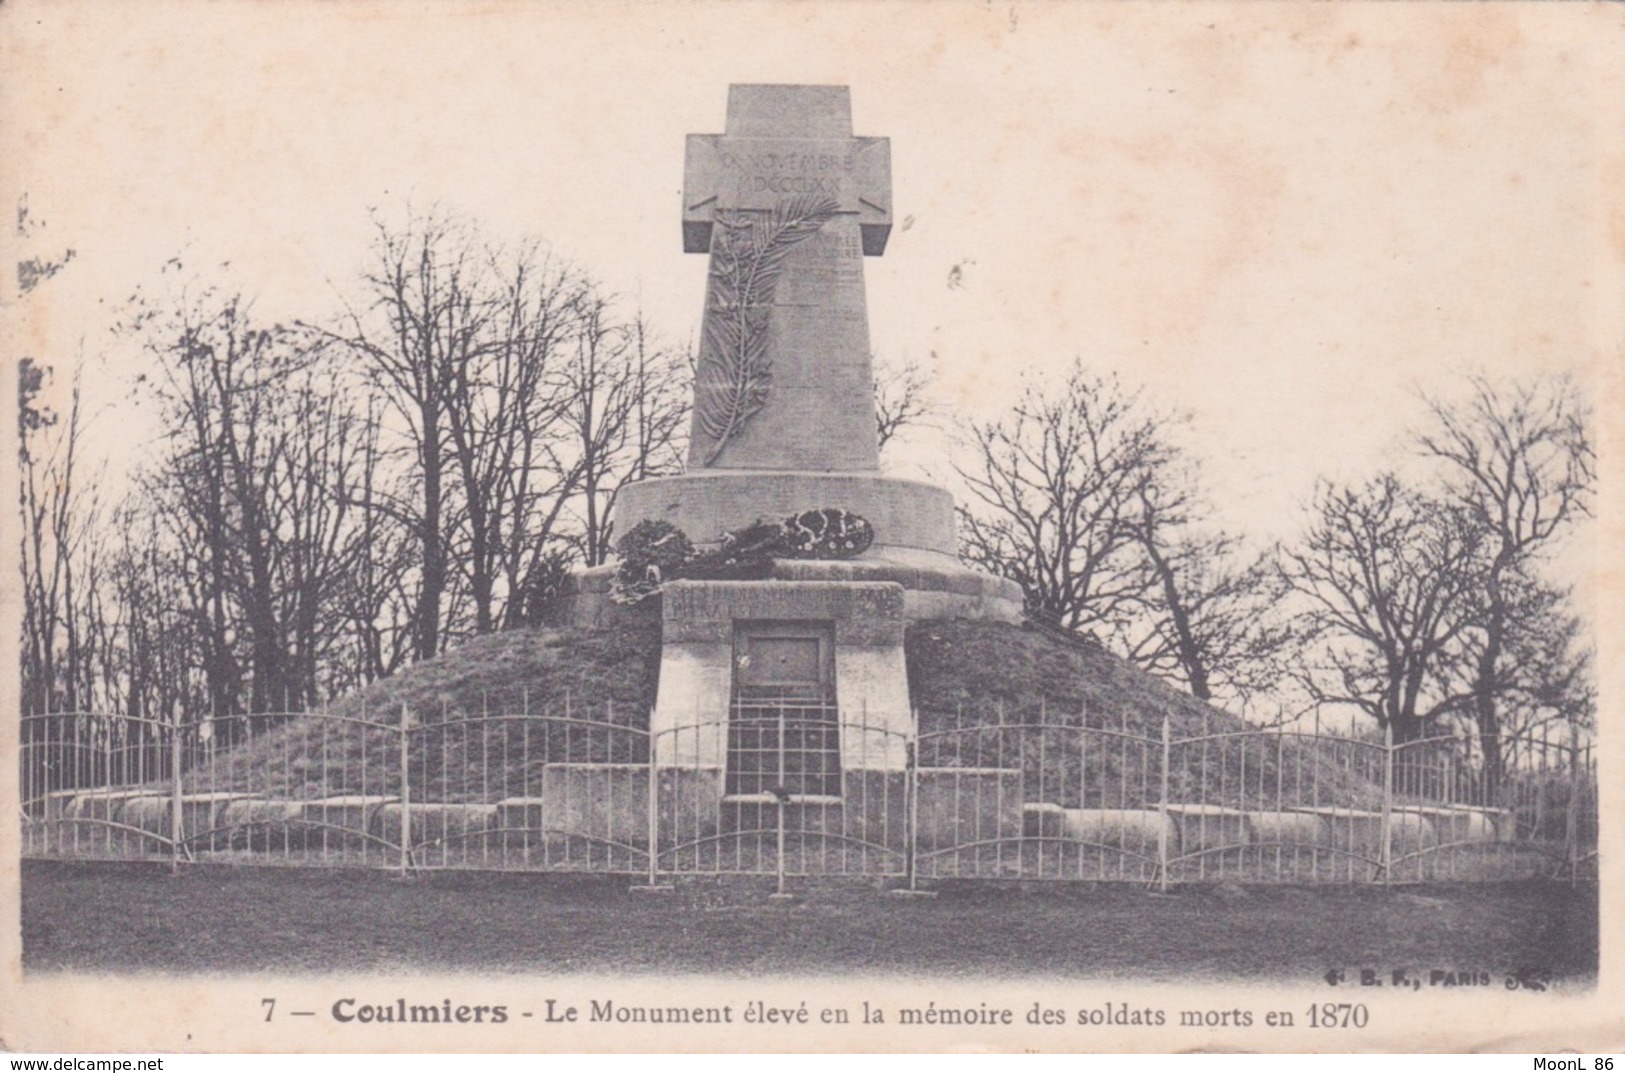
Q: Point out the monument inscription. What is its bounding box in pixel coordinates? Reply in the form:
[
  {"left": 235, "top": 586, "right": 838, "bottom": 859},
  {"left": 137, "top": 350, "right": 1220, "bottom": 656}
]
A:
[
  {"left": 691, "top": 137, "right": 888, "bottom": 208},
  {"left": 682, "top": 85, "right": 891, "bottom": 471}
]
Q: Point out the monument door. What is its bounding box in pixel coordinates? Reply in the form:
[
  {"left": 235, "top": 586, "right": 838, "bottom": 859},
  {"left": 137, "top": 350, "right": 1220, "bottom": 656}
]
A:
[{"left": 728, "top": 622, "right": 840, "bottom": 798}]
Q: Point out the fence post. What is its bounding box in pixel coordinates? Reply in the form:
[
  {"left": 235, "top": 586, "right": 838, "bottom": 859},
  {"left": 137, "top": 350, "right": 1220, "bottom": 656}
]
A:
[
  {"left": 646, "top": 722, "right": 660, "bottom": 888},
  {"left": 1564, "top": 741, "right": 1580, "bottom": 886},
  {"left": 170, "top": 715, "right": 184, "bottom": 874},
  {"left": 1157, "top": 713, "right": 1171, "bottom": 893},
  {"left": 1379, "top": 721, "right": 1394, "bottom": 887},
  {"left": 774, "top": 700, "right": 788, "bottom": 899},
  {"left": 398, "top": 704, "right": 411, "bottom": 879},
  {"left": 101, "top": 713, "right": 114, "bottom": 857},
  {"left": 905, "top": 726, "right": 918, "bottom": 892}
]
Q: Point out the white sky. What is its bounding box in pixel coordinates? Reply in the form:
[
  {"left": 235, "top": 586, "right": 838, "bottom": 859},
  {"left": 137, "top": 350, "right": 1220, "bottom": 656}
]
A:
[{"left": 4, "top": 1, "right": 1619, "bottom": 568}]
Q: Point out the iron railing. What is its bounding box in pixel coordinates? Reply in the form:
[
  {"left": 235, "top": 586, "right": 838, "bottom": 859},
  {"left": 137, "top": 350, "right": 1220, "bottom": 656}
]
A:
[{"left": 19, "top": 701, "right": 1597, "bottom": 886}]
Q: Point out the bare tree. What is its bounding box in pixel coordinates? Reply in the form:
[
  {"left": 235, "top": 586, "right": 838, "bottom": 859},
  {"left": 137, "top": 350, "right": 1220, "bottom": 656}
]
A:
[
  {"left": 873, "top": 354, "right": 933, "bottom": 455},
  {"left": 18, "top": 362, "right": 104, "bottom": 712},
  {"left": 442, "top": 242, "right": 587, "bottom": 633},
  {"left": 333, "top": 403, "right": 418, "bottom": 687},
  {"left": 1281, "top": 474, "right": 1486, "bottom": 743},
  {"left": 129, "top": 277, "right": 370, "bottom": 719},
  {"left": 334, "top": 210, "right": 498, "bottom": 659},
  {"left": 954, "top": 362, "right": 1166, "bottom": 642},
  {"left": 16, "top": 198, "right": 99, "bottom": 714},
  {"left": 102, "top": 505, "right": 206, "bottom": 723},
  {"left": 19, "top": 202, "right": 697, "bottom": 723},
  {"left": 15, "top": 194, "right": 75, "bottom": 295},
  {"left": 138, "top": 287, "right": 262, "bottom": 713},
  {"left": 333, "top": 212, "right": 688, "bottom": 641},
  {"left": 553, "top": 300, "right": 688, "bottom": 568},
  {"left": 1124, "top": 470, "right": 1292, "bottom": 711},
  {"left": 954, "top": 362, "right": 1290, "bottom": 711},
  {"left": 1453, "top": 570, "right": 1592, "bottom": 741},
  {"left": 264, "top": 364, "right": 373, "bottom": 705},
  {"left": 1419, "top": 375, "right": 1593, "bottom": 783}
]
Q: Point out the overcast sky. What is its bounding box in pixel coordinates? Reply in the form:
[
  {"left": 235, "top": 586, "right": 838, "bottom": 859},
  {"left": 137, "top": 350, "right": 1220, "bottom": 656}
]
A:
[{"left": 5, "top": 2, "right": 1618, "bottom": 571}]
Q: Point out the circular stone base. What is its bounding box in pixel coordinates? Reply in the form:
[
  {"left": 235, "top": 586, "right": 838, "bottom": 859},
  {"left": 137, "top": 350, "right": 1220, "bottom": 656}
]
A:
[
  {"left": 614, "top": 470, "right": 960, "bottom": 559},
  {"left": 564, "top": 470, "right": 1025, "bottom": 627},
  {"left": 555, "top": 555, "right": 1025, "bottom": 629}
]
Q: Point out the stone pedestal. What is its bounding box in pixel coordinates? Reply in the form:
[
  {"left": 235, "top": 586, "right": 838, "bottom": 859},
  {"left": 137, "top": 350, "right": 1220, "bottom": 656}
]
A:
[
  {"left": 619, "top": 471, "right": 956, "bottom": 557},
  {"left": 651, "top": 579, "right": 913, "bottom": 769}
]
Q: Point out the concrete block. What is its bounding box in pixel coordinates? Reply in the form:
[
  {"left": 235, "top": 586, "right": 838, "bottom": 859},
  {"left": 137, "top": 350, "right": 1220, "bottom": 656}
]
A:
[
  {"left": 1165, "top": 804, "right": 1251, "bottom": 858},
  {"left": 651, "top": 643, "right": 731, "bottom": 766},
  {"left": 1055, "top": 808, "right": 1172, "bottom": 860},
  {"left": 1023, "top": 801, "right": 1067, "bottom": 837},
  {"left": 656, "top": 766, "right": 723, "bottom": 852},
  {"left": 834, "top": 617, "right": 906, "bottom": 648},
  {"left": 121, "top": 791, "right": 258, "bottom": 845},
  {"left": 219, "top": 797, "right": 302, "bottom": 831},
  {"left": 300, "top": 795, "right": 398, "bottom": 847},
  {"left": 1289, "top": 808, "right": 1384, "bottom": 861},
  {"left": 1023, "top": 804, "right": 1170, "bottom": 882},
  {"left": 904, "top": 587, "right": 1025, "bottom": 625},
  {"left": 118, "top": 796, "right": 175, "bottom": 841},
  {"left": 42, "top": 789, "right": 86, "bottom": 822},
  {"left": 64, "top": 789, "right": 150, "bottom": 824},
  {"left": 913, "top": 767, "right": 1022, "bottom": 852},
  {"left": 844, "top": 769, "right": 908, "bottom": 855},
  {"left": 835, "top": 646, "right": 912, "bottom": 770},
  {"left": 540, "top": 763, "right": 650, "bottom": 848},
  {"left": 373, "top": 802, "right": 498, "bottom": 850},
  {"left": 1246, "top": 810, "right": 1331, "bottom": 849},
  {"left": 1393, "top": 806, "right": 1498, "bottom": 845},
  {"left": 1288, "top": 808, "right": 1438, "bottom": 863},
  {"left": 1456, "top": 805, "right": 1516, "bottom": 843},
  {"left": 564, "top": 550, "right": 1024, "bottom": 627},
  {"left": 29, "top": 789, "right": 145, "bottom": 854},
  {"left": 1387, "top": 812, "right": 1439, "bottom": 857},
  {"left": 206, "top": 797, "right": 303, "bottom": 851},
  {"left": 660, "top": 615, "right": 732, "bottom": 645},
  {"left": 495, "top": 766, "right": 651, "bottom": 850},
  {"left": 662, "top": 579, "right": 905, "bottom": 630}
]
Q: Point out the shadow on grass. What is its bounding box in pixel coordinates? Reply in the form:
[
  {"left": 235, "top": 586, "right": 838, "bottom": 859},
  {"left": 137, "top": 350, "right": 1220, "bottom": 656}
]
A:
[{"left": 21, "top": 859, "right": 1597, "bottom": 983}]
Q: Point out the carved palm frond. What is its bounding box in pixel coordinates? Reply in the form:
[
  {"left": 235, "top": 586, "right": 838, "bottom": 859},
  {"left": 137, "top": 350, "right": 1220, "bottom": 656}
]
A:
[{"left": 696, "top": 194, "right": 839, "bottom": 465}]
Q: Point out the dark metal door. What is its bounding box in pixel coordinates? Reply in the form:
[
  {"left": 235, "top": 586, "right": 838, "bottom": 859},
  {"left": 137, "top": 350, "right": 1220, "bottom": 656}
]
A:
[{"left": 729, "top": 623, "right": 839, "bottom": 797}]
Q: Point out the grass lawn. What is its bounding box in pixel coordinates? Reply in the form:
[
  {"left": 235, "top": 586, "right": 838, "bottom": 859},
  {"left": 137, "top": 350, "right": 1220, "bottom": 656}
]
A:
[{"left": 20, "top": 860, "right": 1597, "bottom": 982}]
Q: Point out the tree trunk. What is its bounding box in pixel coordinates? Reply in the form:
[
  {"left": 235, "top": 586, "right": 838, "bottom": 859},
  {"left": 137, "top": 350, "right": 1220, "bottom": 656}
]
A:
[
  {"left": 1143, "top": 534, "right": 1212, "bottom": 701},
  {"left": 417, "top": 408, "right": 445, "bottom": 661}
]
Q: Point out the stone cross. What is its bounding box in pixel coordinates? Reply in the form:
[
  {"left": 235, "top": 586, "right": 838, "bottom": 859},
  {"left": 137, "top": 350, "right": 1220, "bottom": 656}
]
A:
[{"left": 683, "top": 84, "right": 891, "bottom": 472}]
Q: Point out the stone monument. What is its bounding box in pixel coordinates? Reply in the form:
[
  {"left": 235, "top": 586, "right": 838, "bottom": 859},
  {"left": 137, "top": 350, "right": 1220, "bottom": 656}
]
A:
[
  {"left": 590, "top": 84, "right": 1021, "bottom": 623},
  {"left": 563, "top": 85, "right": 1022, "bottom": 858}
]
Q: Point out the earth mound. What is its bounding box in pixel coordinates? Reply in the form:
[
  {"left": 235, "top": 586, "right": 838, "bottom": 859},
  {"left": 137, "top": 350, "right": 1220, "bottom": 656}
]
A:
[{"left": 192, "top": 615, "right": 1380, "bottom": 811}]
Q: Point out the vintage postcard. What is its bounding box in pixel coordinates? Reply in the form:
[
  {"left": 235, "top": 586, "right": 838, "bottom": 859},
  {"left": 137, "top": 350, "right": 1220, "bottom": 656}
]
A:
[{"left": 1, "top": 0, "right": 1621, "bottom": 1055}]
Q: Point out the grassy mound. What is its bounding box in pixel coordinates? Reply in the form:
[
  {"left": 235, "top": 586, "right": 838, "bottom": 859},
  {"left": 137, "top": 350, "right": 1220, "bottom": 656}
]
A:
[
  {"left": 190, "top": 615, "right": 661, "bottom": 801},
  {"left": 907, "top": 619, "right": 1385, "bottom": 809},
  {"left": 909, "top": 619, "right": 1223, "bottom": 735},
  {"left": 189, "top": 614, "right": 1382, "bottom": 809}
]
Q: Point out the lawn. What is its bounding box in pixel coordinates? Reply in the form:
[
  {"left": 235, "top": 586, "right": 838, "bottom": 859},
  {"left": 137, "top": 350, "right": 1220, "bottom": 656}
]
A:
[{"left": 20, "top": 860, "right": 1597, "bottom": 982}]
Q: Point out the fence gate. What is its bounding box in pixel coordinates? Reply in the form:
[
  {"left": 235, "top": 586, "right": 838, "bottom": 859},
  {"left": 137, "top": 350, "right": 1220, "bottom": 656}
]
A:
[{"left": 652, "top": 699, "right": 911, "bottom": 888}]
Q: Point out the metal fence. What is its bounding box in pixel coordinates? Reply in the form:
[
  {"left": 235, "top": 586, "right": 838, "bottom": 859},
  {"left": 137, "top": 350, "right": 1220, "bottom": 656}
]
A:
[{"left": 20, "top": 702, "right": 1597, "bottom": 888}]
